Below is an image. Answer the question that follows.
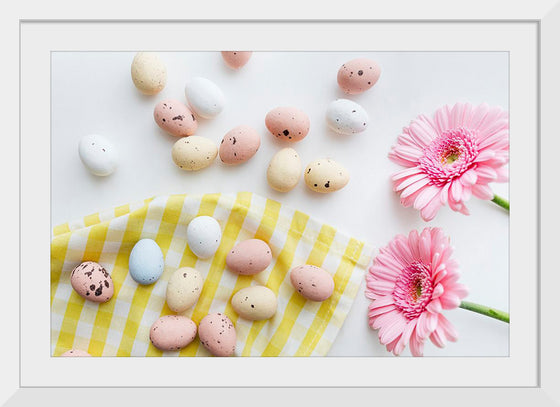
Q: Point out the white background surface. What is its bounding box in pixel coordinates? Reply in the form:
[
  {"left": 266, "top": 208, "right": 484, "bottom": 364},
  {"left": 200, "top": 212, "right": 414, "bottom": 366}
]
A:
[{"left": 51, "top": 51, "right": 509, "bottom": 357}]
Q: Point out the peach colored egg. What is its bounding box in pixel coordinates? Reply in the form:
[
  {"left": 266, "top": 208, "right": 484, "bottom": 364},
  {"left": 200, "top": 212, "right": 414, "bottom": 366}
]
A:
[
  {"left": 290, "top": 265, "right": 335, "bottom": 302},
  {"left": 149, "top": 315, "right": 197, "bottom": 351},
  {"left": 70, "top": 261, "right": 114, "bottom": 303},
  {"left": 219, "top": 125, "right": 260, "bottom": 165},
  {"left": 265, "top": 107, "right": 310, "bottom": 142},
  {"left": 337, "top": 58, "right": 381, "bottom": 94},
  {"left": 61, "top": 349, "right": 91, "bottom": 357},
  {"left": 226, "top": 239, "right": 272, "bottom": 275},
  {"left": 198, "top": 313, "right": 236, "bottom": 357},
  {"left": 153, "top": 99, "right": 197, "bottom": 137},
  {"left": 221, "top": 51, "right": 252, "bottom": 69}
]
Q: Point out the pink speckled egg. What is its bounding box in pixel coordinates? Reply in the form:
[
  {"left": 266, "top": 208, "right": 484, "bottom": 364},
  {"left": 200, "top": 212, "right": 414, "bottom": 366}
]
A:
[
  {"left": 198, "top": 313, "right": 236, "bottom": 357},
  {"left": 154, "top": 99, "right": 197, "bottom": 137},
  {"left": 61, "top": 349, "right": 92, "bottom": 357},
  {"left": 290, "top": 265, "right": 335, "bottom": 302},
  {"left": 219, "top": 125, "right": 260, "bottom": 165},
  {"left": 226, "top": 239, "right": 272, "bottom": 275},
  {"left": 265, "top": 107, "right": 310, "bottom": 142},
  {"left": 70, "top": 261, "right": 114, "bottom": 303},
  {"left": 149, "top": 315, "right": 197, "bottom": 351},
  {"left": 221, "top": 51, "right": 252, "bottom": 69},
  {"left": 337, "top": 58, "right": 381, "bottom": 94}
]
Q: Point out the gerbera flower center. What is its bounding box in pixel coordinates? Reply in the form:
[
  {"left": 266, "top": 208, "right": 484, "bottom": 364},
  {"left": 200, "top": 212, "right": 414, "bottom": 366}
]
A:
[
  {"left": 392, "top": 261, "right": 434, "bottom": 320},
  {"left": 418, "top": 128, "right": 479, "bottom": 186}
]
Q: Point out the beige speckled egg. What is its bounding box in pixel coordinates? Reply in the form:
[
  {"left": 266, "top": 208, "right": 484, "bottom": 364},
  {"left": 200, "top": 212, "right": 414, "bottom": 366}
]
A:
[
  {"left": 226, "top": 239, "right": 272, "bottom": 275},
  {"left": 149, "top": 315, "right": 197, "bottom": 351},
  {"left": 70, "top": 261, "right": 114, "bottom": 303},
  {"left": 267, "top": 147, "right": 302, "bottom": 192},
  {"left": 166, "top": 267, "right": 203, "bottom": 313},
  {"left": 219, "top": 125, "right": 260, "bottom": 165},
  {"left": 131, "top": 52, "right": 167, "bottom": 95},
  {"left": 265, "top": 107, "right": 310, "bottom": 142},
  {"left": 61, "top": 349, "right": 92, "bottom": 357},
  {"left": 337, "top": 58, "right": 381, "bottom": 95},
  {"left": 154, "top": 99, "right": 197, "bottom": 137},
  {"left": 231, "top": 286, "right": 277, "bottom": 321},
  {"left": 221, "top": 51, "right": 252, "bottom": 69},
  {"left": 290, "top": 265, "right": 335, "bottom": 302},
  {"left": 172, "top": 136, "right": 218, "bottom": 171},
  {"left": 198, "top": 313, "right": 236, "bottom": 357},
  {"left": 304, "top": 158, "right": 349, "bottom": 193}
]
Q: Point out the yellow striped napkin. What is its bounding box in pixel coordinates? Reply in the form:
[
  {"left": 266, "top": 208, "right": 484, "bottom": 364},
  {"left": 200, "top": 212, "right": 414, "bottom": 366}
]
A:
[{"left": 51, "top": 192, "right": 374, "bottom": 357}]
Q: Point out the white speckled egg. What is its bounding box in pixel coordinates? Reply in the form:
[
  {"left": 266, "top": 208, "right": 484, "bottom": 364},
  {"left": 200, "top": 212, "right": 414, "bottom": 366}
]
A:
[
  {"left": 184, "top": 77, "right": 225, "bottom": 119},
  {"left": 231, "top": 286, "right": 277, "bottom": 321},
  {"left": 149, "top": 315, "right": 197, "bottom": 351},
  {"left": 171, "top": 136, "right": 218, "bottom": 171},
  {"left": 166, "top": 267, "right": 203, "bottom": 313},
  {"left": 131, "top": 52, "right": 167, "bottom": 95},
  {"left": 78, "top": 134, "right": 118, "bottom": 176},
  {"left": 70, "top": 261, "right": 114, "bottom": 303},
  {"left": 267, "top": 147, "right": 302, "bottom": 192},
  {"left": 304, "top": 158, "right": 349, "bottom": 193},
  {"left": 129, "top": 239, "right": 164, "bottom": 285},
  {"left": 186, "top": 216, "right": 222, "bottom": 259},
  {"left": 198, "top": 313, "right": 236, "bottom": 357},
  {"left": 326, "top": 99, "right": 369, "bottom": 135},
  {"left": 290, "top": 265, "right": 335, "bottom": 302}
]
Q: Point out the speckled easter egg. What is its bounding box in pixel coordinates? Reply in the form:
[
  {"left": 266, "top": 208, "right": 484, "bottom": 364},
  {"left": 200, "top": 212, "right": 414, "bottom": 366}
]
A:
[
  {"left": 326, "top": 99, "right": 369, "bottom": 135},
  {"left": 131, "top": 52, "right": 167, "bottom": 95},
  {"left": 221, "top": 51, "right": 252, "bottom": 69},
  {"left": 231, "top": 286, "right": 277, "bottom": 321},
  {"left": 266, "top": 147, "right": 302, "bottom": 192},
  {"left": 154, "top": 99, "right": 197, "bottom": 137},
  {"left": 219, "top": 125, "right": 260, "bottom": 165},
  {"left": 128, "top": 239, "right": 164, "bottom": 285},
  {"left": 265, "top": 107, "right": 310, "bottom": 142},
  {"left": 290, "top": 265, "right": 335, "bottom": 302},
  {"left": 186, "top": 216, "right": 222, "bottom": 259},
  {"left": 198, "top": 313, "right": 236, "bottom": 357},
  {"left": 78, "top": 134, "right": 119, "bottom": 176},
  {"left": 70, "top": 261, "right": 114, "bottom": 303},
  {"left": 166, "top": 267, "right": 203, "bottom": 313},
  {"left": 304, "top": 158, "right": 349, "bottom": 193},
  {"left": 149, "top": 315, "right": 197, "bottom": 351},
  {"left": 184, "top": 77, "right": 225, "bottom": 119},
  {"left": 226, "top": 239, "right": 272, "bottom": 275},
  {"left": 337, "top": 58, "right": 381, "bottom": 94},
  {"left": 171, "top": 136, "right": 218, "bottom": 171},
  {"left": 61, "top": 349, "right": 92, "bottom": 357}
]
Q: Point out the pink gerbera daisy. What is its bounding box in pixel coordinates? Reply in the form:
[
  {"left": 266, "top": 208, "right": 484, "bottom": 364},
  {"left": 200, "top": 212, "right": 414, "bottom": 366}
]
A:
[
  {"left": 365, "top": 227, "right": 468, "bottom": 356},
  {"left": 389, "top": 102, "right": 509, "bottom": 221}
]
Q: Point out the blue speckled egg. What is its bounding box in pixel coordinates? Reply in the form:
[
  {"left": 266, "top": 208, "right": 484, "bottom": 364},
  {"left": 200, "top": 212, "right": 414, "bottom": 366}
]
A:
[{"left": 129, "top": 239, "right": 164, "bottom": 285}]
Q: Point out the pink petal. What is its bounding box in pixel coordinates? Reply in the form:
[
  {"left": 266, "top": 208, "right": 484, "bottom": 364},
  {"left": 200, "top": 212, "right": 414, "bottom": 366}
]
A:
[
  {"left": 431, "top": 283, "right": 444, "bottom": 299},
  {"left": 440, "top": 292, "right": 461, "bottom": 309},
  {"left": 394, "top": 320, "right": 416, "bottom": 356},
  {"left": 429, "top": 327, "right": 446, "bottom": 348},
  {"left": 391, "top": 166, "right": 423, "bottom": 181},
  {"left": 426, "top": 298, "right": 442, "bottom": 314},
  {"left": 450, "top": 180, "right": 463, "bottom": 202},
  {"left": 420, "top": 193, "right": 443, "bottom": 222},
  {"left": 413, "top": 185, "right": 440, "bottom": 210},
  {"left": 471, "top": 184, "right": 494, "bottom": 200},
  {"left": 409, "top": 328, "right": 425, "bottom": 357},
  {"left": 438, "top": 314, "right": 459, "bottom": 342}
]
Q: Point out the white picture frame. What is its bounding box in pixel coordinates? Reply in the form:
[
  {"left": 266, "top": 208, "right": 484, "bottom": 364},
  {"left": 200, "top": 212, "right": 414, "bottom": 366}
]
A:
[{"left": 3, "top": 0, "right": 558, "bottom": 404}]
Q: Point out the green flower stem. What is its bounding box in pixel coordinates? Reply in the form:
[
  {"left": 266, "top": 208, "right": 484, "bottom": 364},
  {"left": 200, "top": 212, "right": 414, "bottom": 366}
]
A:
[
  {"left": 459, "top": 301, "right": 509, "bottom": 323},
  {"left": 491, "top": 194, "right": 509, "bottom": 211}
]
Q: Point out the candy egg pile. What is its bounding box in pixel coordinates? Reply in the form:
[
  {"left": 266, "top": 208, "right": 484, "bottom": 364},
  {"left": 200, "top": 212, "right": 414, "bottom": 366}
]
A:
[{"left": 65, "top": 51, "right": 381, "bottom": 356}]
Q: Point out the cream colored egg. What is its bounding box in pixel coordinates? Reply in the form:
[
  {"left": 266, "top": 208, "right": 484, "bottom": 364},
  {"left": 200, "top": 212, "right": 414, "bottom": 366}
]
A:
[
  {"left": 131, "top": 52, "right": 167, "bottom": 95},
  {"left": 304, "top": 158, "right": 349, "bottom": 193},
  {"left": 166, "top": 267, "right": 203, "bottom": 313},
  {"left": 231, "top": 286, "right": 277, "bottom": 321},
  {"left": 172, "top": 136, "right": 218, "bottom": 171},
  {"left": 267, "top": 148, "right": 302, "bottom": 192}
]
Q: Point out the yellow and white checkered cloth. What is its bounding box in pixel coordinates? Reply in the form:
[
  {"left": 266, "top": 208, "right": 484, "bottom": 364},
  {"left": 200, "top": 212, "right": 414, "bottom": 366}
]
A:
[{"left": 51, "top": 192, "right": 374, "bottom": 356}]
